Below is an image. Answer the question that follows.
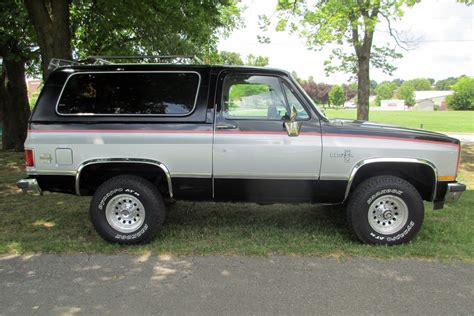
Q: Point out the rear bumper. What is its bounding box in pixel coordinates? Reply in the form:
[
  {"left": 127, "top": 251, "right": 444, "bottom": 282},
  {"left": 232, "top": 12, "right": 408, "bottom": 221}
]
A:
[
  {"left": 444, "top": 182, "right": 466, "bottom": 203},
  {"left": 17, "top": 178, "right": 42, "bottom": 195}
]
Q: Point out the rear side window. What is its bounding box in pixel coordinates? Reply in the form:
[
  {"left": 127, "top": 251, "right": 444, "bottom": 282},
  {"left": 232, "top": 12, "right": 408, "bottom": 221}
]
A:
[{"left": 57, "top": 72, "right": 200, "bottom": 115}]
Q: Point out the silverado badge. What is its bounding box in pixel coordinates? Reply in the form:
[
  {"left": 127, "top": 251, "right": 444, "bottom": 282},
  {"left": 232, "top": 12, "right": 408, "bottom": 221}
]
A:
[{"left": 330, "top": 150, "right": 354, "bottom": 163}]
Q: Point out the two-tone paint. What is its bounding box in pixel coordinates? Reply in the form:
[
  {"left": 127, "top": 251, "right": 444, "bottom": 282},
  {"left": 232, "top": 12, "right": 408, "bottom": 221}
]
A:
[{"left": 24, "top": 64, "right": 461, "bottom": 206}]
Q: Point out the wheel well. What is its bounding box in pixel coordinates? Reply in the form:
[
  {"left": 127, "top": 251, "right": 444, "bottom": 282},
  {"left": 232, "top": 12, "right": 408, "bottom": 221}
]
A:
[
  {"left": 77, "top": 162, "right": 170, "bottom": 197},
  {"left": 349, "top": 162, "right": 436, "bottom": 201}
]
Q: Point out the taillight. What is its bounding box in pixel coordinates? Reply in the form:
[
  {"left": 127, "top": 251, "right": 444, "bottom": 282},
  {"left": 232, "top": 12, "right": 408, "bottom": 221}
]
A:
[
  {"left": 25, "top": 149, "right": 34, "bottom": 167},
  {"left": 455, "top": 144, "right": 461, "bottom": 179}
]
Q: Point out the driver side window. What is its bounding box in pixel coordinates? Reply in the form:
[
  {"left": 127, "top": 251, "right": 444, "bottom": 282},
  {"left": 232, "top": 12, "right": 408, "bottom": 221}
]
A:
[{"left": 223, "top": 75, "right": 289, "bottom": 120}]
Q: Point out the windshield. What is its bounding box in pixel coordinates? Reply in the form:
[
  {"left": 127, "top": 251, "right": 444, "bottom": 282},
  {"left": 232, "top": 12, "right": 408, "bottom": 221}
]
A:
[{"left": 290, "top": 75, "right": 328, "bottom": 121}]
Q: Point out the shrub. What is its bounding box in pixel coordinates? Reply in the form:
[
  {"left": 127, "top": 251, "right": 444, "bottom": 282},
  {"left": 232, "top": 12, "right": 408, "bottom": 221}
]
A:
[
  {"left": 447, "top": 77, "right": 474, "bottom": 110},
  {"left": 328, "top": 85, "right": 345, "bottom": 108}
]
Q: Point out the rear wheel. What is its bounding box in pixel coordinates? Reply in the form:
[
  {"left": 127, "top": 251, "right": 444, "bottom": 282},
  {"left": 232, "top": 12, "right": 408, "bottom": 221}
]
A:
[
  {"left": 90, "top": 175, "right": 165, "bottom": 244},
  {"left": 346, "top": 175, "right": 424, "bottom": 245}
]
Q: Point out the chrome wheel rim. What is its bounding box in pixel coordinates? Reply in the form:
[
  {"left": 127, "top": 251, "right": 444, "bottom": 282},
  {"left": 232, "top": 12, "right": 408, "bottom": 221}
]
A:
[
  {"left": 105, "top": 194, "right": 145, "bottom": 233},
  {"left": 368, "top": 195, "right": 408, "bottom": 235}
]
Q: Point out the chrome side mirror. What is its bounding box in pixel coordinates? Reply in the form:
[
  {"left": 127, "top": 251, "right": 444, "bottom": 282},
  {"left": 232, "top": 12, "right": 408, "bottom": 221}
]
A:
[{"left": 284, "top": 106, "right": 302, "bottom": 137}]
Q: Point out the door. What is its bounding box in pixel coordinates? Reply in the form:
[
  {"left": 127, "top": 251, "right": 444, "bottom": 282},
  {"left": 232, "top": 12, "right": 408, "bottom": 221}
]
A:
[{"left": 213, "top": 71, "right": 322, "bottom": 203}]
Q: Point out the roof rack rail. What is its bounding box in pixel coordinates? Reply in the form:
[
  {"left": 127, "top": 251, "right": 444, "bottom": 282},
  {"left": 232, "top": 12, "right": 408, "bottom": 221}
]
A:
[
  {"left": 48, "top": 55, "right": 202, "bottom": 71},
  {"left": 48, "top": 58, "right": 81, "bottom": 71},
  {"left": 86, "top": 55, "right": 201, "bottom": 64}
]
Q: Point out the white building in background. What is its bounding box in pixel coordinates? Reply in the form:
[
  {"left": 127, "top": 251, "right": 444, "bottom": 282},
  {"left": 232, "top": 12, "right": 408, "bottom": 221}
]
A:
[
  {"left": 380, "top": 90, "right": 454, "bottom": 111},
  {"left": 413, "top": 90, "right": 454, "bottom": 111},
  {"left": 381, "top": 99, "right": 406, "bottom": 111}
]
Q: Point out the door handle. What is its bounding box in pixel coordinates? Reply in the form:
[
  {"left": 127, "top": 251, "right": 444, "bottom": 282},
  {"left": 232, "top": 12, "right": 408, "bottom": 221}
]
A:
[{"left": 216, "top": 123, "right": 238, "bottom": 130}]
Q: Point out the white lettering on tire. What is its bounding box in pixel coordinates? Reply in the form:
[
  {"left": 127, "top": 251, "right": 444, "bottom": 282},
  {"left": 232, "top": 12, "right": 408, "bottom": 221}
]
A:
[
  {"left": 370, "top": 221, "right": 415, "bottom": 242},
  {"left": 387, "top": 221, "right": 415, "bottom": 242},
  {"left": 367, "top": 189, "right": 403, "bottom": 205},
  {"left": 99, "top": 188, "right": 123, "bottom": 210},
  {"left": 114, "top": 224, "right": 149, "bottom": 240},
  {"left": 98, "top": 188, "right": 140, "bottom": 210}
]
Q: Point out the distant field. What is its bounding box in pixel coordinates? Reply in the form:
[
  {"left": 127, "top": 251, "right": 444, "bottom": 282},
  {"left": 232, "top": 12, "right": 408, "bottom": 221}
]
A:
[{"left": 324, "top": 109, "right": 474, "bottom": 133}]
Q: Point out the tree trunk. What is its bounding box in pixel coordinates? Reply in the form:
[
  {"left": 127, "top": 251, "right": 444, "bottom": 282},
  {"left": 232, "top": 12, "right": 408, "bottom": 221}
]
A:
[
  {"left": 24, "top": 0, "right": 72, "bottom": 79},
  {"left": 356, "top": 55, "right": 370, "bottom": 121},
  {"left": 1, "top": 58, "right": 31, "bottom": 151}
]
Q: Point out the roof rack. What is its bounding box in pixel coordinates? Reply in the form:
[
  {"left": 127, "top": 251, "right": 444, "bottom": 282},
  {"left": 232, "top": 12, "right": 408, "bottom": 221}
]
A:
[{"left": 48, "top": 55, "right": 202, "bottom": 71}]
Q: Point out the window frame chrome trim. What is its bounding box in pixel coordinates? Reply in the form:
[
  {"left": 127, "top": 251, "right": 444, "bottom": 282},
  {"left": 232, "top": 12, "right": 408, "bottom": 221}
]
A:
[
  {"left": 55, "top": 71, "right": 202, "bottom": 117},
  {"left": 343, "top": 158, "right": 438, "bottom": 202},
  {"left": 75, "top": 158, "right": 173, "bottom": 198}
]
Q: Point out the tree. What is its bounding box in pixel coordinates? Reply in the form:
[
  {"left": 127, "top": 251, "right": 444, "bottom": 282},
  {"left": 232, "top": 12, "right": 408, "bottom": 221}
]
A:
[
  {"left": 299, "top": 77, "right": 332, "bottom": 105},
  {"left": 435, "top": 77, "right": 459, "bottom": 90},
  {"left": 206, "top": 51, "right": 244, "bottom": 64},
  {"left": 24, "top": 0, "right": 72, "bottom": 79},
  {"left": 328, "top": 85, "right": 346, "bottom": 108},
  {"left": 446, "top": 77, "right": 474, "bottom": 110},
  {"left": 391, "top": 78, "right": 404, "bottom": 87},
  {"left": 343, "top": 83, "right": 358, "bottom": 100},
  {"left": 407, "top": 78, "right": 432, "bottom": 90},
  {"left": 397, "top": 81, "right": 415, "bottom": 106},
  {"left": 375, "top": 81, "right": 397, "bottom": 106},
  {"left": 205, "top": 51, "right": 269, "bottom": 66},
  {"left": 2, "top": 0, "right": 241, "bottom": 149},
  {"left": 370, "top": 80, "right": 378, "bottom": 95},
  {"left": 25, "top": 0, "right": 242, "bottom": 79},
  {"left": 267, "top": 0, "right": 418, "bottom": 121},
  {"left": 246, "top": 54, "right": 269, "bottom": 67},
  {"left": 0, "top": 0, "right": 36, "bottom": 151}
]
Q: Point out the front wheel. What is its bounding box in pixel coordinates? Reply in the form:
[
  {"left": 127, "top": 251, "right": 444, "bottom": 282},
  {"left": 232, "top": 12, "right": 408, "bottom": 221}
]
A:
[
  {"left": 346, "top": 175, "right": 424, "bottom": 245},
  {"left": 90, "top": 175, "right": 165, "bottom": 244}
]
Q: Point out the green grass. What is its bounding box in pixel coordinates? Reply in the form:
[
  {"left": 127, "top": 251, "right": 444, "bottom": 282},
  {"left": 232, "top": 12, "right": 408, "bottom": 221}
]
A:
[
  {"left": 324, "top": 109, "right": 474, "bottom": 133},
  {"left": 0, "top": 147, "right": 473, "bottom": 261}
]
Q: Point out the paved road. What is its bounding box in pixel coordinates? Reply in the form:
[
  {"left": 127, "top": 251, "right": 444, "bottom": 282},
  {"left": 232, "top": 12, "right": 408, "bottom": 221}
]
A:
[
  {"left": 443, "top": 132, "right": 474, "bottom": 144},
  {"left": 1, "top": 254, "right": 473, "bottom": 315}
]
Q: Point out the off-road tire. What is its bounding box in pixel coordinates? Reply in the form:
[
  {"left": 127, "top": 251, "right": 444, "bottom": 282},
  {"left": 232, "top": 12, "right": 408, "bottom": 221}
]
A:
[
  {"left": 90, "top": 175, "right": 165, "bottom": 244},
  {"left": 346, "top": 175, "right": 424, "bottom": 245}
]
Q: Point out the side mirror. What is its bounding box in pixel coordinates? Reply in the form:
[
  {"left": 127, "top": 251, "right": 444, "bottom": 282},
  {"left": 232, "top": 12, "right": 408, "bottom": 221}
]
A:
[{"left": 284, "top": 106, "right": 302, "bottom": 137}]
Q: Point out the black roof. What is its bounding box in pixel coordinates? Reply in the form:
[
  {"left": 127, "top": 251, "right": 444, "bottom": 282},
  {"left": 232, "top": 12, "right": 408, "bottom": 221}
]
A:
[{"left": 52, "top": 63, "right": 291, "bottom": 77}]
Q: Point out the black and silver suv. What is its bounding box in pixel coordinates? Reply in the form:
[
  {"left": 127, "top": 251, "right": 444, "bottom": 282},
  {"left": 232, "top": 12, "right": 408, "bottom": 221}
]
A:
[{"left": 18, "top": 57, "right": 465, "bottom": 245}]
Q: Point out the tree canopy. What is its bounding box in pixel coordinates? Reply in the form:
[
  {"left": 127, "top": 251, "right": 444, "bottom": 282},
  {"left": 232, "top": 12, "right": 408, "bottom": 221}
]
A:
[
  {"left": 0, "top": 0, "right": 36, "bottom": 150},
  {"left": 328, "top": 85, "right": 346, "bottom": 107},
  {"left": 205, "top": 51, "right": 270, "bottom": 66},
  {"left": 447, "top": 77, "right": 474, "bottom": 110},
  {"left": 72, "top": 0, "right": 242, "bottom": 60},
  {"left": 375, "top": 81, "right": 397, "bottom": 105},
  {"left": 264, "top": 0, "right": 419, "bottom": 120},
  {"left": 1, "top": 0, "right": 243, "bottom": 150},
  {"left": 397, "top": 81, "right": 416, "bottom": 106}
]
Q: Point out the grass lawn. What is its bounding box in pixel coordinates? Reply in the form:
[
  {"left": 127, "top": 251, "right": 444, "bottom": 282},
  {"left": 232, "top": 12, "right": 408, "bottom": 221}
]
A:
[
  {"left": 0, "top": 146, "right": 473, "bottom": 261},
  {"left": 324, "top": 109, "right": 474, "bottom": 133}
]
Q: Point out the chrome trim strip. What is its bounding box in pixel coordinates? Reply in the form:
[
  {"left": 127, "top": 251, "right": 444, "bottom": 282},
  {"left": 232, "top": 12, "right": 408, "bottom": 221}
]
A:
[
  {"left": 75, "top": 158, "right": 173, "bottom": 198},
  {"left": 55, "top": 71, "right": 201, "bottom": 117},
  {"left": 26, "top": 170, "right": 77, "bottom": 176},
  {"left": 343, "top": 158, "right": 438, "bottom": 202},
  {"left": 171, "top": 173, "right": 211, "bottom": 178}
]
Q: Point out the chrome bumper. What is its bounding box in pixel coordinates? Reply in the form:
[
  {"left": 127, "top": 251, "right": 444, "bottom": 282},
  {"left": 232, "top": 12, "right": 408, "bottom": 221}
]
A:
[
  {"left": 16, "top": 178, "right": 42, "bottom": 195},
  {"left": 444, "top": 182, "right": 466, "bottom": 203}
]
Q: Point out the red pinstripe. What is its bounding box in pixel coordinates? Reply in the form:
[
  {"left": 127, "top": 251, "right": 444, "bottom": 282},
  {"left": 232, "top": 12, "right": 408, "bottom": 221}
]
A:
[{"left": 28, "top": 129, "right": 459, "bottom": 147}]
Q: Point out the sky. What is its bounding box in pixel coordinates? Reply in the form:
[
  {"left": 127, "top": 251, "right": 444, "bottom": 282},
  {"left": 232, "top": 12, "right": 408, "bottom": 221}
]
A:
[{"left": 218, "top": 0, "right": 474, "bottom": 84}]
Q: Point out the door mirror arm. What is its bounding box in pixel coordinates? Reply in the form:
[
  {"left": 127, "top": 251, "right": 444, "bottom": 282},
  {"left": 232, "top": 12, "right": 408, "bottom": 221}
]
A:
[{"left": 284, "top": 106, "right": 302, "bottom": 137}]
